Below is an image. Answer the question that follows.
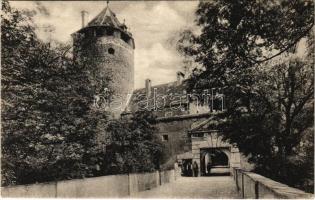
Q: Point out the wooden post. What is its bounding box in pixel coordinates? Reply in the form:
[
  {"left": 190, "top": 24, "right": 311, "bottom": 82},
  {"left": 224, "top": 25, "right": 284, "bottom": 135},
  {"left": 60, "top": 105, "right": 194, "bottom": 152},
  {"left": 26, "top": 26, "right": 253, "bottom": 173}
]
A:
[
  {"left": 159, "top": 170, "right": 162, "bottom": 185},
  {"left": 241, "top": 172, "right": 245, "bottom": 198},
  {"left": 255, "top": 181, "right": 259, "bottom": 199},
  {"left": 235, "top": 169, "right": 239, "bottom": 191}
]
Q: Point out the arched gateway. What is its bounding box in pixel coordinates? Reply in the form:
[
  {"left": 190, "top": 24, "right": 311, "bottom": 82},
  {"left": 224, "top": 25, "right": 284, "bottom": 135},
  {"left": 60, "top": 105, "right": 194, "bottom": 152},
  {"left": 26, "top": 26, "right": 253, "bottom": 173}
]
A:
[
  {"left": 200, "top": 148, "right": 230, "bottom": 176},
  {"left": 177, "top": 118, "right": 241, "bottom": 176}
]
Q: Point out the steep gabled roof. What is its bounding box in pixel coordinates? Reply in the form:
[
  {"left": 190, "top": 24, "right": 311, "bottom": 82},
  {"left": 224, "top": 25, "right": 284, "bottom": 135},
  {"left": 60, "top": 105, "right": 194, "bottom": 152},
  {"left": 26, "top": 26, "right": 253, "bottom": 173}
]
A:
[{"left": 126, "top": 81, "right": 189, "bottom": 112}]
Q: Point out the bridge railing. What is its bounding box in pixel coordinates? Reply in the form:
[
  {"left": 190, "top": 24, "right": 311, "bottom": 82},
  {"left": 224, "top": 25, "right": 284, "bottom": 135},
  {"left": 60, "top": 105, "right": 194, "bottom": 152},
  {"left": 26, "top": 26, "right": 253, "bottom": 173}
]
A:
[
  {"left": 1, "top": 169, "right": 176, "bottom": 198},
  {"left": 232, "top": 167, "right": 313, "bottom": 199}
]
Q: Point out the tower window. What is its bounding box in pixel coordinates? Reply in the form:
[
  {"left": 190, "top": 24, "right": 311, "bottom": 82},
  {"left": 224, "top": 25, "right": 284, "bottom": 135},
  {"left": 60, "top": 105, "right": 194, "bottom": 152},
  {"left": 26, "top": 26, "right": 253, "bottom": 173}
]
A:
[
  {"left": 108, "top": 48, "right": 115, "bottom": 55},
  {"left": 121, "top": 33, "right": 129, "bottom": 43},
  {"left": 107, "top": 29, "right": 114, "bottom": 36},
  {"left": 96, "top": 29, "right": 104, "bottom": 37},
  {"left": 162, "top": 135, "right": 169, "bottom": 141}
]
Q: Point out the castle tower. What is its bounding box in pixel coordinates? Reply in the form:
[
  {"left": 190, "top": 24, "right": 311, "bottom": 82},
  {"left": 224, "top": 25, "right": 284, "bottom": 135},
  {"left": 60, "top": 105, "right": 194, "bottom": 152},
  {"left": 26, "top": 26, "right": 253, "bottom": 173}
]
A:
[{"left": 72, "top": 3, "right": 135, "bottom": 117}]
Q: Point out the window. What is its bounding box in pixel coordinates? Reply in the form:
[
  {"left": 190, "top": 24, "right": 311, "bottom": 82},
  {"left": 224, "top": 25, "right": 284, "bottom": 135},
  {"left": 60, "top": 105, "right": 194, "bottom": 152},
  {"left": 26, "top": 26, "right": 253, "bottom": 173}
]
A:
[
  {"left": 191, "top": 133, "right": 204, "bottom": 138},
  {"left": 121, "top": 33, "right": 129, "bottom": 43},
  {"left": 108, "top": 48, "right": 115, "bottom": 55},
  {"left": 96, "top": 29, "right": 104, "bottom": 37},
  {"left": 107, "top": 29, "right": 114, "bottom": 36},
  {"left": 162, "top": 135, "right": 169, "bottom": 141}
]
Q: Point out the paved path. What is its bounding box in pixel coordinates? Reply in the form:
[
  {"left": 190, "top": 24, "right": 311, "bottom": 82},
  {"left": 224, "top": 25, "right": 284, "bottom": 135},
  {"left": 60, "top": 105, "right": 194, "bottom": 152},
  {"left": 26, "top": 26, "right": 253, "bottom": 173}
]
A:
[{"left": 133, "top": 176, "right": 240, "bottom": 199}]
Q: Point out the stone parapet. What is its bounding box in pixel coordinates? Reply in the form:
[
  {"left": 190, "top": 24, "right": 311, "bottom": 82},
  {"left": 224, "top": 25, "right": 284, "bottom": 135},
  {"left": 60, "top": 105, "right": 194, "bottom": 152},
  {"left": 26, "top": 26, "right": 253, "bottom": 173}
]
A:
[{"left": 232, "top": 168, "right": 313, "bottom": 199}]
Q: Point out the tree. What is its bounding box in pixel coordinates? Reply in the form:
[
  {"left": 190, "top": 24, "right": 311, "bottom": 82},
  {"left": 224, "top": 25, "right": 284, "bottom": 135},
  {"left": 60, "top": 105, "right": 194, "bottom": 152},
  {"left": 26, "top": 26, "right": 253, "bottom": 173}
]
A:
[
  {"left": 179, "top": 0, "right": 313, "bottom": 91},
  {"left": 104, "top": 112, "right": 162, "bottom": 174},
  {"left": 176, "top": 0, "right": 314, "bottom": 192},
  {"left": 216, "top": 56, "right": 313, "bottom": 191},
  {"left": 1, "top": 0, "right": 109, "bottom": 185},
  {"left": 1, "top": 0, "right": 163, "bottom": 186}
]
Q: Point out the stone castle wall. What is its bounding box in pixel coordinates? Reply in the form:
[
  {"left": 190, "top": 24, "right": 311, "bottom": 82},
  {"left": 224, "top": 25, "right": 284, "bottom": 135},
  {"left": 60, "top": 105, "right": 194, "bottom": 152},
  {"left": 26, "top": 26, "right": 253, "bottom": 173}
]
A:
[
  {"left": 155, "top": 113, "right": 253, "bottom": 174},
  {"left": 1, "top": 170, "right": 176, "bottom": 198},
  {"left": 155, "top": 113, "right": 211, "bottom": 165}
]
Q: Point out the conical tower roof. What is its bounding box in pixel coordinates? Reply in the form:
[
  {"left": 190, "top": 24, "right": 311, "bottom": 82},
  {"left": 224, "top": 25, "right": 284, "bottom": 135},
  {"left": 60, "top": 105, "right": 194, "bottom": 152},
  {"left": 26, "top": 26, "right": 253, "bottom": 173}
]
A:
[
  {"left": 87, "top": 5, "right": 123, "bottom": 29},
  {"left": 73, "top": 2, "right": 134, "bottom": 49}
]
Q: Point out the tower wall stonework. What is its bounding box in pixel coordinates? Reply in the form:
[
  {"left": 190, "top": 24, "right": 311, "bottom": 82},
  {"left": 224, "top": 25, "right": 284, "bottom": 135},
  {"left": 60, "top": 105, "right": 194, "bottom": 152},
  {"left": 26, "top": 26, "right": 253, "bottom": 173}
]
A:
[{"left": 73, "top": 30, "right": 134, "bottom": 117}]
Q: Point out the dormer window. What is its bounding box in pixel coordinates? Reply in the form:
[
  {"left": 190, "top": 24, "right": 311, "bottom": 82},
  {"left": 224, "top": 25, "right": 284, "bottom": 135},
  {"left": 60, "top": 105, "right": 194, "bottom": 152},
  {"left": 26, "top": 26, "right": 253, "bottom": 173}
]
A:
[{"left": 165, "top": 111, "right": 173, "bottom": 117}]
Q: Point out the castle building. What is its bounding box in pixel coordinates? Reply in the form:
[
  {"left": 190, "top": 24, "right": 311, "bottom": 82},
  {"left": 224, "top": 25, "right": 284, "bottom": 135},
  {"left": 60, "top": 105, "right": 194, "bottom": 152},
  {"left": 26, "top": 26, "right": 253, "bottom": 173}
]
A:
[
  {"left": 72, "top": 4, "right": 252, "bottom": 176},
  {"left": 72, "top": 4, "right": 135, "bottom": 117},
  {"left": 125, "top": 77, "right": 251, "bottom": 175}
]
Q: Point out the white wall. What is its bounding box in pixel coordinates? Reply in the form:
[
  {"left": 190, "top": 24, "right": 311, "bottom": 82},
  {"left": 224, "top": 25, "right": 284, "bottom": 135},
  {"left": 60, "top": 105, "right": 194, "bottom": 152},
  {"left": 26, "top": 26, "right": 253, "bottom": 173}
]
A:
[{"left": 1, "top": 170, "right": 175, "bottom": 198}]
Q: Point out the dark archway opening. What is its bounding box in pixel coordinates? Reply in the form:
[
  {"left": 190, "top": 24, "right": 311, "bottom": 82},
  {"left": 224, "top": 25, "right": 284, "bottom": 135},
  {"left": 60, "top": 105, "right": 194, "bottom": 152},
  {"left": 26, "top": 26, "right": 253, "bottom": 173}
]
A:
[
  {"left": 211, "top": 150, "right": 228, "bottom": 166},
  {"left": 200, "top": 148, "right": 230, "bottom": 176},
  {"left": 180, "top": 159, "right": 193, "bottom": 177}
]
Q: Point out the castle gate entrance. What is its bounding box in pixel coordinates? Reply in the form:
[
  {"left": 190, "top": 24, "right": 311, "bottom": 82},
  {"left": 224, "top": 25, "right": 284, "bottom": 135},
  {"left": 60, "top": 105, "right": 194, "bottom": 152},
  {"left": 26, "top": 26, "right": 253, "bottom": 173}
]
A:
[
  {"left": 200, "top": 147, "right": 230, "bottom": 176},
  {"left": 190, "top": 131, "right": 241, "bottom": 176},
  {"left": 175, "top": 118, "right": 244, "bottom": 177}
]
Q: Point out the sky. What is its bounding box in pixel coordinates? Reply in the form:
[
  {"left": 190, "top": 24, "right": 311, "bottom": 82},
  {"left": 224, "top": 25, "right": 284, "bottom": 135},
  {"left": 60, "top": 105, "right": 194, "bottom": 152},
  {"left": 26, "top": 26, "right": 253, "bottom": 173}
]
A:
[{"left": 10, "top": 1, "right": 199, "bottom": 89}]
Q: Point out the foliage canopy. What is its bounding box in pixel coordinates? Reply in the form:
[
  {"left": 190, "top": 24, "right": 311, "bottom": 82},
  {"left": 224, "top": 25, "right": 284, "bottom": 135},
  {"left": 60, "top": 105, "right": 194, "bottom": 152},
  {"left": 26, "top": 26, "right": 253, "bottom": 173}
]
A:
[
  {"left": 177, "top": 0, "right": 314, "bottom": 192},
  {"left": 1, "top": 0, "right": 161, "bottom": 186}
]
